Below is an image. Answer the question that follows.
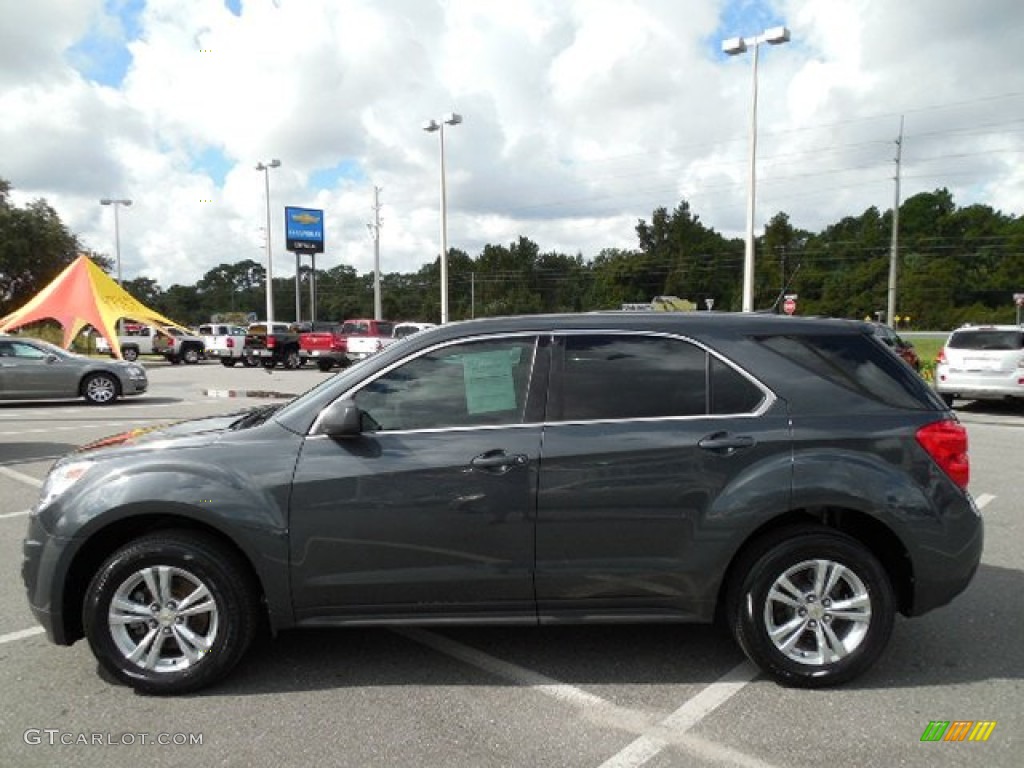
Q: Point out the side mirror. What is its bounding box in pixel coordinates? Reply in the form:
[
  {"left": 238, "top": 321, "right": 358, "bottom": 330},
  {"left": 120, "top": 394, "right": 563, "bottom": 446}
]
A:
[
  {"left": 315, "top": 398, "right": 364, "bottom": 437},
  {"left": 45, "top": 354, "right": 60, "bottom": 364}
]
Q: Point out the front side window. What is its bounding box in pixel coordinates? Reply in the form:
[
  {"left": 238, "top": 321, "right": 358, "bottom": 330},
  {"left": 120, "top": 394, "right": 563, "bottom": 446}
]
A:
[{"left": 353, "top": 337, "right": 537, "bottom": 431}]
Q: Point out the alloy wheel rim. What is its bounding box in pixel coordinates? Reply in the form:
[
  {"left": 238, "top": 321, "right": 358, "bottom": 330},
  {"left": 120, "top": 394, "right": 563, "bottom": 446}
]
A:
[
  {"left": 108, "top": 565, "right": 219, "bottom": 673},
  {"left": 763, "top": 558, "right": 871, "bottom": 666},
  {"left": 88, "top": 378, "right": 116, "bottom": 403}
]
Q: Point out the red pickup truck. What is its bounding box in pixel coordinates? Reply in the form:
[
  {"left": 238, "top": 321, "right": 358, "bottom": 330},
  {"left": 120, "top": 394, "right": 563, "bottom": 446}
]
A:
[{"left": 298, "top": 322, "right": 348, "bottom": 372}]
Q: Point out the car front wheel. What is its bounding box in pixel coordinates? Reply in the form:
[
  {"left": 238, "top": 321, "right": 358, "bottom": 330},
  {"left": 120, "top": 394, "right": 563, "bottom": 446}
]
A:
[
  {"left": 182, "top": 346, "right": 201, "bottom": 364},
  {"left": 82, "top": 373, "right": 119, "bottom": 405},
  {"left": 83, "top": 531, "right": 259, "bottom": 695},
  {"left": 729, "top": 527, "right": 894, "bottom": 688}
]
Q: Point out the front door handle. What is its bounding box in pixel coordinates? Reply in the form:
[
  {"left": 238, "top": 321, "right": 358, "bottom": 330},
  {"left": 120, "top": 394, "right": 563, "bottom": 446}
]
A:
[
  {"left": 698, "top": 432, "right": 756, "bottom": 455},
  {"left": 469, "top": 451, "right": 529, "bottom": 473}
]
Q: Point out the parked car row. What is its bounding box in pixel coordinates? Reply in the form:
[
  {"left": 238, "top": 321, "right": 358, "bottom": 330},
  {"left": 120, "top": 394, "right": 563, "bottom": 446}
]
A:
[{"left": 96, "top": 320, "right": 437, "bottom": 371}]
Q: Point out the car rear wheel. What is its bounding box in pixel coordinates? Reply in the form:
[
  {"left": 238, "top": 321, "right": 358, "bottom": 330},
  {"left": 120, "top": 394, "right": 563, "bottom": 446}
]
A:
[
  {"left": 220, "top": 359, "right": 237, "bottom": 367},
  {"left": 82, "top": 373, "right": 119, "bottom": 405},
  {"left": 728, "top": 527, "right": 894, "bottom": 688},
  {"left": 940, "top": 393, "right": 955, "bottom": 407},
  {"left": 182, "top": 346, "right": 201, "bottom": 365},
  {"left": 83, "top": 531, "right": 259, "bottom": 695},
  {"left": 317, "top": 360, "right": 334, "bottom": 372}
]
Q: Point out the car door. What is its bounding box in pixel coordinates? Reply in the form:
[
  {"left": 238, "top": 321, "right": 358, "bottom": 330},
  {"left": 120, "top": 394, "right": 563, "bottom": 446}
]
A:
[
  {"left": 0, "top": 340, "right": 74, "bottom": 398},
  {"left": 535, "top": 332, "right": 791, "bottom": 620},
  {"left": 288, "top": 334, "right": 548, "bottom": 622}
]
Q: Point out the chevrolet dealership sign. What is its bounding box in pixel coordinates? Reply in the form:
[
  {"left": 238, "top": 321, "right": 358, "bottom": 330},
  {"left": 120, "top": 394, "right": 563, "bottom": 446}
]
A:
[{"left": 285, "top": 207, "right": 324, "bottom": 253}]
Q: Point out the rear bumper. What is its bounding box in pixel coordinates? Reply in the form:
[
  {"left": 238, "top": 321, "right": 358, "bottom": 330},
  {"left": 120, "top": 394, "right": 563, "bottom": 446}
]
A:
[
  {"left": 935, "top": 367, "right": 1024, "bottom": 399},
  {"left": 906, "top": 495, "right": 984, "bottom": 616}
]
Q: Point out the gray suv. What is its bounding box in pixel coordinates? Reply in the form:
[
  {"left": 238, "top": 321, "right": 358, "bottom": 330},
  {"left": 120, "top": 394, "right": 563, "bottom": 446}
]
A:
[{"left": 22, "top": 313, "right": 982, "bottom": 694}]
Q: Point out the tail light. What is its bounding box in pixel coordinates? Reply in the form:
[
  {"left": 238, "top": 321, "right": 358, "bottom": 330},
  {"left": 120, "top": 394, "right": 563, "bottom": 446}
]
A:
[
  {"left": 936, "top": 349, "right": 947, "bottom": 364},
  {"left": 226, "top": 338, "right": 235, "bottom": 349},
  {"left": 267, "top": 336, "right": 276, "bottom": 349},
  {"left": 916, "top": 420, "right": 969, "bottom": 489}
]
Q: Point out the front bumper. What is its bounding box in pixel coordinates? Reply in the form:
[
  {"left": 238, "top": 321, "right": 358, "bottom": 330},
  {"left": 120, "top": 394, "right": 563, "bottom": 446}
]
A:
[{"left": 21, "top": 513, "right": 74, "bottom": 645}]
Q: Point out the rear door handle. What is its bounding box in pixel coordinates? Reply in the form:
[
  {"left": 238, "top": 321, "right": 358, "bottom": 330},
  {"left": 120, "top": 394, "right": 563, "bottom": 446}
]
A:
[{"left": 698, "top": 433, "right": 756, "bottom": 455}]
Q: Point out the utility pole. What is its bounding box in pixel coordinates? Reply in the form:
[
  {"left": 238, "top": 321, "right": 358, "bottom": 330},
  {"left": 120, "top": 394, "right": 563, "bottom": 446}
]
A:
[
  {"left": 887, "top": 116, "right": 904, "bottom": 328},
  {"left": 370, "top": 186, "right": 383, "bottom": 320}
]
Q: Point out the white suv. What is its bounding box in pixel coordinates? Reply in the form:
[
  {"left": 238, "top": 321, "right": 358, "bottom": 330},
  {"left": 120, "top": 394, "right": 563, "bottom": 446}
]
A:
[{"left": 935, "top": 324, "right": 1024, "bottom": 406}]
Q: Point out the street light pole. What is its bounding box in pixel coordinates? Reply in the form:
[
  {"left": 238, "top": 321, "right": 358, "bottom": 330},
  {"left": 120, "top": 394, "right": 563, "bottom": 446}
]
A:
[
  {"left": 99, "top": 198, "right": 132, "bottom": 285},
  {"left": 255, "top": 159, "right": 281, "bottom": 323},
  {"left": 722, "top": 26, "right": 791, "bottom": 312},
  {"left": 422, "top": 113, "right": 462, "bottom": 324}
]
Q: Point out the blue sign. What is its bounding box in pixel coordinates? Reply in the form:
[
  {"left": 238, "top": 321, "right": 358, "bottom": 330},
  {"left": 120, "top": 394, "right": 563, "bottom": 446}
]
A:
[{"left": 284, "top": 206, "right": 324, "bottom": 253}]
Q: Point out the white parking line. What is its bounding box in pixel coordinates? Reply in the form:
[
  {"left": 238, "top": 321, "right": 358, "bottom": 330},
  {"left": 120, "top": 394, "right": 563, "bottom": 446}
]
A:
[
  {"left": 0, "top": 509, "right": 31, "bottom": 519},
  {"left": 0, "top": 466, "right": 43, "bottom": 488},
  {"left": 598, "top": 661, "right": 760, "bottom": 768},
  {"left": 975, "top": 493, "right": 995, "bottom": 509},
  {"left": 397, "top": 628, "right": 776, "bottom": 768},
  {"left": 0, "top": 627, "right": 44, "bottom": 645}
]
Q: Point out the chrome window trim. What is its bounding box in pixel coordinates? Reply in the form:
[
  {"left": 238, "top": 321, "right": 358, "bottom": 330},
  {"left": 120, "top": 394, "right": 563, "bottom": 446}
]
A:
[{"left": 311, "top": 328, "right": 777, "bottom": 436}]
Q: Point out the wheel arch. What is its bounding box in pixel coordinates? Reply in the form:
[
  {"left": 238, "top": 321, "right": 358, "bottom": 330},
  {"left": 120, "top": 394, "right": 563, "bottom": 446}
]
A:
[
  {"left": 715, "top": 507, "right": 914, "bottom": 625},
  {"left": 60, "top": 513, "right": 277, "bottom": 646}
]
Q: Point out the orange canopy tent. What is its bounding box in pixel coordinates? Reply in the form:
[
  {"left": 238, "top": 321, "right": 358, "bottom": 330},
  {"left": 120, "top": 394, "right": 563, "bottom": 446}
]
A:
[{"left": 0, "top": 255, "right": 187, "bottom": 359}]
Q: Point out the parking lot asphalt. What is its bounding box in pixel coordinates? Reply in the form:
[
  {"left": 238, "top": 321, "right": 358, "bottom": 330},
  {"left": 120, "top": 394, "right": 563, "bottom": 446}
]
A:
[{"left": 0, "top": 359, "right": 1021, "bottom": 767}]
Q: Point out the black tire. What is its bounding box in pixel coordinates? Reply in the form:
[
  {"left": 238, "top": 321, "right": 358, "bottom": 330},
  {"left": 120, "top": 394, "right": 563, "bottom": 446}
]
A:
[
  {"left": 182, "top": 346, "right": 201, "bottom": 365},
  {"left": 166, "top": 355, "right": 182, "bottom": 365},
  {"left": 122, "top": 347, "right": 139, "bottom": 362},
  {"left": 82, "top": 373, "right": 120, "bottom": 405},
  {"left": 940, "top": 393, "right": 955, "bottom": 408},
  {"left": 728, "top": 526, "right": 894, "bottom": 688},
  {"left": 317, "top": 360, "right": 334, "bottom": 372},
  {"left": 220, "top": 358, "right": 237, "bottom": 368},
  {"left": 83, "top": 531, "right": 259, "bottom": 695},
  {"left": 283, "top": 349, "right": 301, "bottom": 369}
]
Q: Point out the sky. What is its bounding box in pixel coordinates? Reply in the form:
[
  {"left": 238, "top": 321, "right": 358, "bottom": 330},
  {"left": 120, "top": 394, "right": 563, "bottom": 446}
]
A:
[{"left": 2, "top": 0, "right": 1023, "bottom": 291}]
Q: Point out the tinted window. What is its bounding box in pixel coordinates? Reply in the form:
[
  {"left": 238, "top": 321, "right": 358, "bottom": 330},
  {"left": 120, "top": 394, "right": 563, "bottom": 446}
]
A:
[
  {"left": 757, "top": 333, "right": 927, "bottom": 410},
  {"left": 354, "top": 337, "right": 537, "bottom": 431},
  {"left": 948, "top": 330, "right": 1023, "bottom": 351},
  {"left": 558, "top": 334, "right": 707, "bottom": 420},
  {"left": 710, "top": 356, "right": 765, "bottom": 414}
]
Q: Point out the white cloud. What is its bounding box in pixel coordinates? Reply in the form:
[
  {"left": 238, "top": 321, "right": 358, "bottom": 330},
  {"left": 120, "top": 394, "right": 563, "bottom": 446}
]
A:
[{"left": 1, "top": 0, "right": 1022, "bottom": 298}]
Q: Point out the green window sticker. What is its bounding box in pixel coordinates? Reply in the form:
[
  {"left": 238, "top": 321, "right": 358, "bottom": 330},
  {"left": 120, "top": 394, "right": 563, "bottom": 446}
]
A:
[{"left": 463, "top": 348, "right": 521, "bottom": 414}]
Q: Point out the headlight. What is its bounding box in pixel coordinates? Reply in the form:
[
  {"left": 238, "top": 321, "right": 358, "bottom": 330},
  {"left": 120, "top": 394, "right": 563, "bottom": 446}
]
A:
[
  {"left": 127, "top": 365, "right": 146, "bottom": 378},
  {"left": 37, "top": 461, "right": 93, "bottom": 510}
]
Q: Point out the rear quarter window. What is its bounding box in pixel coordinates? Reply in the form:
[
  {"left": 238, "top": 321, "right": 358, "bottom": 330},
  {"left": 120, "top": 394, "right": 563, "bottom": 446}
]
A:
[{"left": 756, "top": 333, "right": 932, "bottom": 410}]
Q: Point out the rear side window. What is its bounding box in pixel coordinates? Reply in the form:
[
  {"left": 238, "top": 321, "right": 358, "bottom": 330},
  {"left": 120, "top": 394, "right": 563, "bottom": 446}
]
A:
[
  {"left": 555, "top": 334, "right": 764, "bottom": 421},
  {"left": 948, "top": 330, "right": 1023, "bottom": 350},
  {"left": 757, "top": 333, "right": 928, "bottom": 410}
]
